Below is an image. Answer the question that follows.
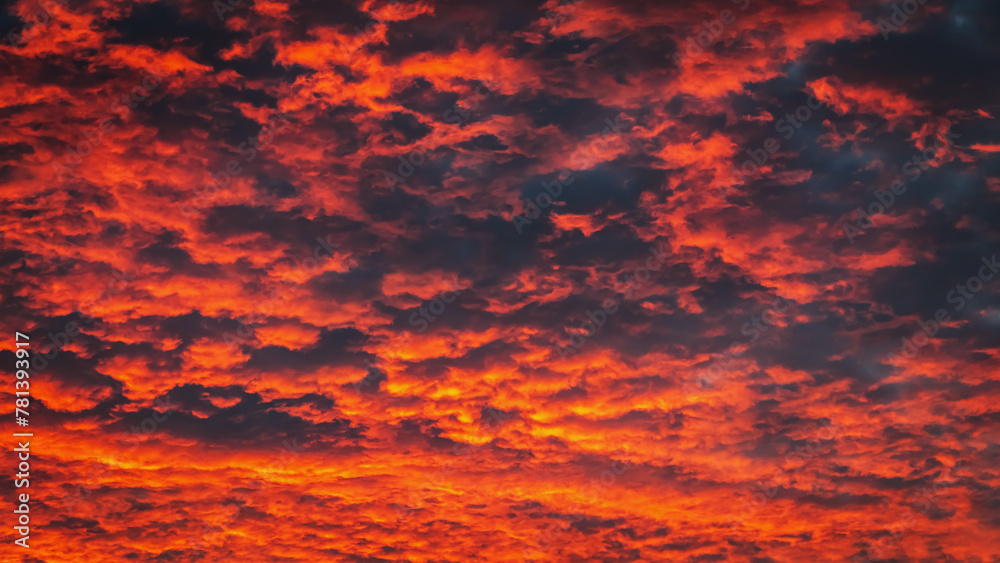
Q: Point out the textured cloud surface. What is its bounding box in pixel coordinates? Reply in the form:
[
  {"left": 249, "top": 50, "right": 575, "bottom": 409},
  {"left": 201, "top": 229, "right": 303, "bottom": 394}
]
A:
[{"left": 2, "top": 0, "right": 1000, "bottom": 561}]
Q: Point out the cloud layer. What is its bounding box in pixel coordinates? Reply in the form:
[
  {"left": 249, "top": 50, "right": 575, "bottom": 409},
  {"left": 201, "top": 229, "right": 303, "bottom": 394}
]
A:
[{"left": 2, "top": 0, "right": 999, "bottom": 560}]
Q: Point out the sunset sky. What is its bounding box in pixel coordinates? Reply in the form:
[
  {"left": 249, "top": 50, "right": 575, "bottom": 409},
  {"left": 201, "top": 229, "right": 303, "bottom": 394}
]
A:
[{"left": 2, "top": 0, "right": 1000, "bottom": 561}]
